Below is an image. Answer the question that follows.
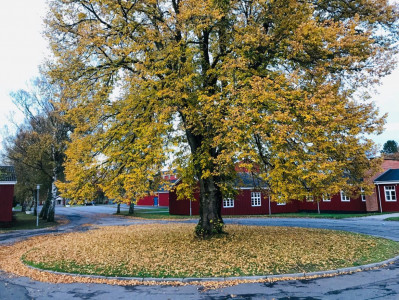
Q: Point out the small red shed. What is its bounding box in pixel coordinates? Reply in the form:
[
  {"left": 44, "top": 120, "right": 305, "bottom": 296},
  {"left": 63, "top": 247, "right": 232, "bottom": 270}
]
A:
[{"left": 0, "top": 166, "right": 17, "bottom": 223}]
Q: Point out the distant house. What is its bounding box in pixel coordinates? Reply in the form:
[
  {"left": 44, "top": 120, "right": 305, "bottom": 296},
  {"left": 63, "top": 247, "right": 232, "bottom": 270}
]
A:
[
  {"left": 0, "top": 166, "right": 17, "bottom": 223},
  {"left": 364, "top": 159, "right": 399, "bottom": 212},
  {"left": 374, "top": 168, "right": 399, "bottom": 212},
  {"left": 136, "top": 171, "right": 179, "bottom": 206}
]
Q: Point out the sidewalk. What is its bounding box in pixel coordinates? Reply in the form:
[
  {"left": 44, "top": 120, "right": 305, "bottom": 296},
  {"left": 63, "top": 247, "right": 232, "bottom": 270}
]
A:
[{"left": 353, "top": 213, "right": 399, "bottom": 220}]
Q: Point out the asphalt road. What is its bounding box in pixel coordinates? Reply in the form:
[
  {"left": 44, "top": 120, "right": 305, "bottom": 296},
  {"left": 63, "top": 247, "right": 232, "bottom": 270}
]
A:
[{"left": 1, "top": 205, "right": 399, "bottom": 299}]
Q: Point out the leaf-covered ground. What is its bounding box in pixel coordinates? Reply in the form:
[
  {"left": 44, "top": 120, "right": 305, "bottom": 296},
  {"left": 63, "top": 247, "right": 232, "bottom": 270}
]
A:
[
  {"left": 116, "top": 209, "right": 389, "bottom": 220},
  {"left": 19, "top": 224, "right": 399, "bottom": 278}
]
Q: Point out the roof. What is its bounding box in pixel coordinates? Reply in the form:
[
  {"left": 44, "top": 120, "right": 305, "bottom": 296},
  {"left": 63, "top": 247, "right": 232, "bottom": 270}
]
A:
[
  {"left": 157, "top": 172, "right": 267, "bottom": 193},
  {"left": 374, "top": 169, "right": 399, "bottom": 183},
  {"left": 0, "top": 166, "right": 17, "bottom": 184},
  {"left": 236, "top": 172, "right": 267, "bottom": 189},
  {"left": 158, "top": 178, "right": 180, "bottom": 192}
]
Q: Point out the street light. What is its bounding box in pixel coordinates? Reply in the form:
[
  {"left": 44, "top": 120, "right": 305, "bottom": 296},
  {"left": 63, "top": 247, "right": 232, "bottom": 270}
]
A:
[{"left": 36, "top": 184, "right": 41, "bottom": 227}]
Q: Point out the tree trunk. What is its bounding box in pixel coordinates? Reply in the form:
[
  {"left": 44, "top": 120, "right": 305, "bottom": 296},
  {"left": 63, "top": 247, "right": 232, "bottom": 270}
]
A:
[
  {"left": 27, "top": 198, "right": 34, "bottom": 211},
  {"left": 47, "top": 181, "right": 57, "bottom": 222},
  {"left": 33, "top": 190, "right": 38, "bottom": 216},
  {"left": 195, "top": 176, "right": 224, "bottom": 238},
  {"left": 46, "top": 143, "right": 58, "bottom": 223},
  {"left": 129, "top": 202, "right": 134, "bottom": 214},
  {"left": 21, "top": 201, "right": 26, "bottom": 212},
  {"left": 40, "top": 189, "right": 51, "bottom": 220},
  {"left": 182, "top": 119, "right": 225, "bottom": 238},
  {"left": 117, "top": 203, "right": 121, "bottom": 214}
]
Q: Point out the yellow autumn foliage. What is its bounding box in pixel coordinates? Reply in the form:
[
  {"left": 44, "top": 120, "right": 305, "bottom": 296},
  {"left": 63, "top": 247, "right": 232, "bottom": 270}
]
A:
[
  {"left": 19, "top": 224, "right": 399, "bottom": 278},
  {"left": 44, "top": 0, "right": 399, "bottom": 234}
]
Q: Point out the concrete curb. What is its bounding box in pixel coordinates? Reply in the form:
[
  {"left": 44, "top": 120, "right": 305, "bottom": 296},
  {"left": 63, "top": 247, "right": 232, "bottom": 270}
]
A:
[{"left": 24, "top": 253, "right": 399, "bottom": 284}]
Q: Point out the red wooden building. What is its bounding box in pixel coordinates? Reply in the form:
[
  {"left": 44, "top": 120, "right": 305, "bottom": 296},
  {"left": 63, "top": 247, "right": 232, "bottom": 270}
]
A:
[
  {"left": 374, "top": 168, "right": 399, "bottom": 212},
  {"left": 143, "top": 159, "right": 399, "bottom": 215},
  {"left": 0, "top": 166, "right": 17, "bottom": 223},
  {"left": 364, "top": 159, "right": 399, "bottom": 211},
  {"left": 136, "top": 171, "right": 178, "bottom": 206},
  {"left": 169, "top": 173, "right": 367, "bottom": 215}
]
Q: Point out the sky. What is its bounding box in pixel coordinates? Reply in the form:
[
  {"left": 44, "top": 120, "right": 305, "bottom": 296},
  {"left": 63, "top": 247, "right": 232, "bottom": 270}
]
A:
[
  {"left": 0, "top": 1, "right": 398, "bottom": 155},
  {"left": 0, "top": 1, "right": 49, "bottom": 150}
]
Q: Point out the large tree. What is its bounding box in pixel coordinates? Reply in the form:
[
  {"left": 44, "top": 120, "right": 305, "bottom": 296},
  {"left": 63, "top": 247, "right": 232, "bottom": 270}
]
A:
[
  {"left": 46, "top": 0, "right": 398, "bottom": 237},
  {"left": 3, "top": 76, "right": 69, "bottom": 222}
]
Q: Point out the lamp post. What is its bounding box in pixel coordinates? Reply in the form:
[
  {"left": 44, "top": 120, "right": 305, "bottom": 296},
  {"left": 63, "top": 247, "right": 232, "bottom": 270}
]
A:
[{"left": 36, "top": 184, "right": 41, "bottom": 227}]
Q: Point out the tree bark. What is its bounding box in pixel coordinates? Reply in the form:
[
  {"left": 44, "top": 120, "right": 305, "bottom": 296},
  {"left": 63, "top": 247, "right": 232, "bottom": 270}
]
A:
[
  {"left": 47, "top": 181, "right": 56, "bottom": 222},
  {"left": 46, "top": 143, "right": 58, "bottom": 223},
  {"left": 116, "top": 203, "right": 121, "bottom": 214},
  {"left": 40, "top": 189, "right": 51, "bottom": 220},
  {"left": 129, "top": 202, "right": 134, "bottom": 214},
  {"left": 182, "top": 121, "right": 225, "bottom": 238},
  {"left": 195, "top": 176, "right": 224, "bottom": 238}
]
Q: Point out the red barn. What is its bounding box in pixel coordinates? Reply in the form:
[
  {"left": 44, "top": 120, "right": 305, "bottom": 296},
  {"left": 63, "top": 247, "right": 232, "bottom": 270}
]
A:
[{"left": 0, "top": 166, "right": 17, "bottom": 223}]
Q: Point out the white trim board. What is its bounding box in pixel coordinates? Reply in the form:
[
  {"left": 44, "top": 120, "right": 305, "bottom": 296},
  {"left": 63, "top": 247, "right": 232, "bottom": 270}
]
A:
[{"left": 0, "top": 181, "right": 17, "bottom": 185}]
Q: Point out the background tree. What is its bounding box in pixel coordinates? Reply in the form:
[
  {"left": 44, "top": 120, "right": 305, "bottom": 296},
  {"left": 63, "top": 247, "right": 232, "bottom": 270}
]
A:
[
  {"left": 382, "top": 140, "right": 398, "bottom": 154},
  {"left": 4, "top": 126, "right": 53, "bottom": 213},
  {"left": 46, "top": 0, "right": 398, "bottom": 237},
  {"left": 3, "top": 75, "right": 70, "bottom": 222}
]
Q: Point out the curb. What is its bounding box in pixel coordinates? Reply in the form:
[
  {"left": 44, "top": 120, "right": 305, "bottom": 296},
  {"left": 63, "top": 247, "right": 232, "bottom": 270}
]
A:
[{"left": 24, "top": 253, "right": 399, "bottom": 284}]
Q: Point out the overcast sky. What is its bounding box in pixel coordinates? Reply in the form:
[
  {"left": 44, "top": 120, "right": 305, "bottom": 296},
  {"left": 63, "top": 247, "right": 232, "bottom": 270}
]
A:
[{"left": 0, "top": 1, "right": 398, "bottom": 155}]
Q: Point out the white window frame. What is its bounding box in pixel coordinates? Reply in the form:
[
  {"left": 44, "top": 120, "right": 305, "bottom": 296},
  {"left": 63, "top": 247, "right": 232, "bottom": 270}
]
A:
[
  {"left": 251, "top": 192, "right": 261, "bottom": 207},
  {"left": 275, "top": 194, "right": 286, "bottom": 205},
  {"left": 223, "top": 198, "right": 234, "bottom": 208},
  {"left": 340, "top": 191, "right": 350, "bottom": 202},
  {"left": 322, "top": 193, "right": 331, "bottom": 202},
  {"left": 384, "top": 186, "right": 397, "bottom": 202},
  {"left": 306, "top": 195, "right": 314, "bottom": 202},
  {"left": 361, "top": 188, "right": 366, "bottom": 202}
]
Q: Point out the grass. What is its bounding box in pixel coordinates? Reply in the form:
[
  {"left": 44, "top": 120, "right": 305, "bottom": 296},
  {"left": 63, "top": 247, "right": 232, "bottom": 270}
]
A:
[
  {"left": 22, "top": 224, "right": 399, "bottom": 278},
  {"left": 0, "top": 211, "right": 58, "bottom": 231},
  {"left": 116, "top": 209, "right": 196, "bottom": 219},
  {"left": 258, "top": 212, "right": 388, "bottom": 219},
  {"left": 386, "top": 217, "right": 399, "bottom": 221},
  {"left": 117, "top": 208, "right": 387, "bottom": 220}
]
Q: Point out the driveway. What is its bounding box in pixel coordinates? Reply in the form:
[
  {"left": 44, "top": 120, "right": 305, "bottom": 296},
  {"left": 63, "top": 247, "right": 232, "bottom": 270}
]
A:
[{"left": 1, "top": 205, "right": 399, "bottom": 299}]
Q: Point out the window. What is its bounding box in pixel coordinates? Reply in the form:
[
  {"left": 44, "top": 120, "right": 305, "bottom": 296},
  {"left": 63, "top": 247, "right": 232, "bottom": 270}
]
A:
[
  {"left": 361, "top": 188, "right": 366, "bottom": 202},
  {"left": 223, "top": 198, "right": 234, "bottom": 208},
  {"left": 251, "top": 192, "right": 261, "bottom": 206},
  {"left": 340, "top": 191, "right": 350, "bottom": 202},
  {"left": 275, "top": 194, "right": 286, "bottom": 205},
  {"left": 306, "top": 195, "right": 314, "bottom": 202},
  {"left": 322, "top": 194, "right": 331, "bottom": 202},
  {"left": 385, "top": 186, "right": 397, "bottom": 202}
]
